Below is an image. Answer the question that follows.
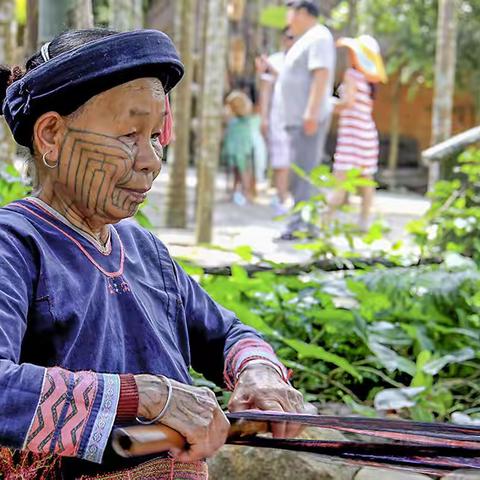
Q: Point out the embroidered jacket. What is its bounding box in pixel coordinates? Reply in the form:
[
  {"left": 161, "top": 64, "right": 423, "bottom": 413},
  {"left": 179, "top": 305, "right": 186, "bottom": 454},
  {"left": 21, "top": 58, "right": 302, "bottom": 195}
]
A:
[{"left": 0, "top": 199, "right": 287, "bottom": 477}]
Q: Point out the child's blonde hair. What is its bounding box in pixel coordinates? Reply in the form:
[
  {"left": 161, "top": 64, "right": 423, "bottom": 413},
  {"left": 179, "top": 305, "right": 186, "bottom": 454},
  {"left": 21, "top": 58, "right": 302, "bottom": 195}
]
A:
[{"left": 225, "top": 90, "right": 253, "bottom": 117}]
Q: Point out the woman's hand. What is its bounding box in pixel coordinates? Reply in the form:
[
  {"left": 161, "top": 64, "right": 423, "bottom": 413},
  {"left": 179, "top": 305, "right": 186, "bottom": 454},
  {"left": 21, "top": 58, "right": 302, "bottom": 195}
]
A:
[
  {"left": 135, "top": 374, "right": 230, "bottom": 462},
  {"left": 303, "top": 114, "right": 319, "bottom": 136},
  {"left": 227, "top": 363, "right": 307, "bottom": 438}
]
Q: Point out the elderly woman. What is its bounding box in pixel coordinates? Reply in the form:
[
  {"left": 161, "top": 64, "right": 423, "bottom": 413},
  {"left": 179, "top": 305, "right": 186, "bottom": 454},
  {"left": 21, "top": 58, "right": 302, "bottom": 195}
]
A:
[{"left": 0, "top": 29, "right": 304, "bottom": 479}]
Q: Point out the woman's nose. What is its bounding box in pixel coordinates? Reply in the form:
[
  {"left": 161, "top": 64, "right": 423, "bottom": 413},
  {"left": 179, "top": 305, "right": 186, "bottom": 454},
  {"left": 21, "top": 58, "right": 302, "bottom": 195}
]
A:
[{"left": 134, "top": 140, "right": 163, "bottom": 174}]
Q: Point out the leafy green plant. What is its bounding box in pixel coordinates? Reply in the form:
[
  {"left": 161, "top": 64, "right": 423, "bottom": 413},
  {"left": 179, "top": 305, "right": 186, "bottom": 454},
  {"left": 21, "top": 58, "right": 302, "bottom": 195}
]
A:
[
  {"left": 197, "top": 256, "right": 480, "bottom": 420},
  {"left": 285, "top": 164, "right": 387, "bottom": 258},
  {"left": 0, "top": 165, "right": 28, "bottom": 206},
  {"left": 409, "top": 148, "right": 480, "bottom": 263}
]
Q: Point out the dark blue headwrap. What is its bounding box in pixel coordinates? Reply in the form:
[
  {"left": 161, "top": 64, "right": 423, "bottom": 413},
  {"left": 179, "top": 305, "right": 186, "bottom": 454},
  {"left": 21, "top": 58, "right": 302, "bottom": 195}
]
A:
[{"left": 3, "top": 30, "right": 184, "bottom": 148}]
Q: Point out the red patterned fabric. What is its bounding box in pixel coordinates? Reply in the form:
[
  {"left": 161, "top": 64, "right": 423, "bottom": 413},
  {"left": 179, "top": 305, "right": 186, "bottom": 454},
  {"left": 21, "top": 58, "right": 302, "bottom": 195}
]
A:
[
  {"left": 0, "top": 448, "right": 61, "bottom": 479},
  {"left": 24, "top": 367, "right": 98, "bottom": 456},
  {"left": 116, "top": 374, "right": 139, "bottom": 424}
]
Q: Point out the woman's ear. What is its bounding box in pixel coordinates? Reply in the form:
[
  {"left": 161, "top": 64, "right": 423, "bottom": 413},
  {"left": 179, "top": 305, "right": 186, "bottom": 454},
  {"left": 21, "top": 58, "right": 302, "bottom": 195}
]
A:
[{"left": 33, "top": 112, "right": 67, "bottom": 161}]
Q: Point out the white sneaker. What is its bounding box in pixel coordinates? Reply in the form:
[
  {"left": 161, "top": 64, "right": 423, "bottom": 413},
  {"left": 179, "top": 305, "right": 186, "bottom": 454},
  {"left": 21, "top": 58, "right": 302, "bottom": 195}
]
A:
[
  {"left": 274, "top": 202, "right": 290, "bottom": 216},
  {"left": 233, "top": 191, "right": 247, "bottom": 206}
]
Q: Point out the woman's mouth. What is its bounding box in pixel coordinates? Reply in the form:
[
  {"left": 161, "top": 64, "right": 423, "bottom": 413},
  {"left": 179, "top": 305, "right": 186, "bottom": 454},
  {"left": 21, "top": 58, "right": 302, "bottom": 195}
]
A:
[{"left": 120, "top": 187, "right": 150, "bottom": 203}]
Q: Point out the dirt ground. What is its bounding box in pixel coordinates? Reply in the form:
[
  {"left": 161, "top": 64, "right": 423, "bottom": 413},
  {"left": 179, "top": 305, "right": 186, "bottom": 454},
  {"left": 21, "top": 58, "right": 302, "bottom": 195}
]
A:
[{"left": 145, "top": 165, "right": 430, "bottom": 267}]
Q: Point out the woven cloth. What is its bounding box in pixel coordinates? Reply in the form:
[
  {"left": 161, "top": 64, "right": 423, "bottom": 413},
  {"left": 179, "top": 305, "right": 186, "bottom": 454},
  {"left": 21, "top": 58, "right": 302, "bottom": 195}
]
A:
[{"left": 79, "top": 458, "right": 208, "bottom": 480}]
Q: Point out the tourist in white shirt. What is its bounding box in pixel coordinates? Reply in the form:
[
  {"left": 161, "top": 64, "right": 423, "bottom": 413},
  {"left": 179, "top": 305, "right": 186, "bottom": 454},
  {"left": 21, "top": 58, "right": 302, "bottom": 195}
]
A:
[
  {"left": 257, "top": 28, "right": 296, "bottom": 216},
  {"left": 279, "top": 0, "right": 335, "bottom": 239}
]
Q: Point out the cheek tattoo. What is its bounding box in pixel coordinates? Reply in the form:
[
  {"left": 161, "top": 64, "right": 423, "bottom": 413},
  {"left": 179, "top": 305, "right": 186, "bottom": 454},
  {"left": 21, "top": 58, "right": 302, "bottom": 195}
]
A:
[{"left": 56, "top": 128, "right": 139, "bottom": 217}]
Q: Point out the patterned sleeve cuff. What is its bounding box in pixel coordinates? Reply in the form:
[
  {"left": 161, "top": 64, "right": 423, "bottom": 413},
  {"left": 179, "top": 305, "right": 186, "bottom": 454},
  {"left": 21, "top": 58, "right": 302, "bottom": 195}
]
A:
[
  {"left": 23, "top": 367, "right": 120, "bottom": 464},
  {"left": 116, "top": 374, "right": 139, "bottom": 424},
  {"left": 223, "top": 338, "right": 290, "bottom": 390}
]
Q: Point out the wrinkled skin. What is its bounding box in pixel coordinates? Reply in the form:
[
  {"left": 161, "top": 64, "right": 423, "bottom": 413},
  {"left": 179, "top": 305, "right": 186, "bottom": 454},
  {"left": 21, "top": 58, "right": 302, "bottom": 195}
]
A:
[
  {"left": 136, "top": 364, "right": 307, "bottom": 461},
  {"left": 136, "top": 375, "right": 230, "bottom": 462},
  {"left": 228, "top": 363, "right": 307, "bottom": 438}
]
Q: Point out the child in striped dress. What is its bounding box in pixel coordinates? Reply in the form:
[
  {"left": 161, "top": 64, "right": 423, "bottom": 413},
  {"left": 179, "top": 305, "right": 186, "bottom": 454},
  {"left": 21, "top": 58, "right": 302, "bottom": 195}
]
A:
[{"left": 327, "top": 35, "right": 387, "bottom": 231}]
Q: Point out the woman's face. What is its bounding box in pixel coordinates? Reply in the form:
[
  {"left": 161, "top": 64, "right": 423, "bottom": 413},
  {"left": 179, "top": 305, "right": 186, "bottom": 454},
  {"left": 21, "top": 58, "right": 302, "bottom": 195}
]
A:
[{"left": 48, "top": 77, "right": 165, "bottom": 223}]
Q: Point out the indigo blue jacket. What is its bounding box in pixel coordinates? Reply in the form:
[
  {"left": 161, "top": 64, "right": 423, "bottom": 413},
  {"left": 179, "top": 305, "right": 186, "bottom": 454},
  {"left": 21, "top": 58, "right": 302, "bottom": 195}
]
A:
[{"left": 0, "top": 199, "right": 266, "bottom": 476}]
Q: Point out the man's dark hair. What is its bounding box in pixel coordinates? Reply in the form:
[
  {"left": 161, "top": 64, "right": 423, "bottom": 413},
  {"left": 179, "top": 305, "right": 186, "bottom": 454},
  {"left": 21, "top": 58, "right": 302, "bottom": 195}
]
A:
[{"left": 285, "top": 0, "right": 320, "bottom": 17}]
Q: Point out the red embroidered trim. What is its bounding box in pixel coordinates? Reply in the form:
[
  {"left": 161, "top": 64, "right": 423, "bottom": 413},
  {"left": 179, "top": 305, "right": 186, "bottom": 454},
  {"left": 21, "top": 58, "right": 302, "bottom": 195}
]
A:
[
  {"left": 13, "top": 202, "right": 124, "bottom": 278},
  {"left": 116, "top": 374, "right": 139, "bottom": 424},
  {"left": 25, "top": 368, "right": 98, "bottom": 456}
]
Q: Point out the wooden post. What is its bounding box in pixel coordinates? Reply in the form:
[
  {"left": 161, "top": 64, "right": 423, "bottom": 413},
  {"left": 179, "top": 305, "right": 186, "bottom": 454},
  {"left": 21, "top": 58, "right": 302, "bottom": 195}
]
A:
[
  {"left": 195, "top": 0, "right": 228, "bottom": 244},
  {"left": 165, "top": 0, "right": 197, "bottom": 228},
  {"left": 0, "top": 0, "right": 17, "bottom": 165},
  {"left": 429, "top": 0, "right": 458, "bottom": 190},
  {"left": 25, "top": 0, "right": 38, "bottom": 53}
]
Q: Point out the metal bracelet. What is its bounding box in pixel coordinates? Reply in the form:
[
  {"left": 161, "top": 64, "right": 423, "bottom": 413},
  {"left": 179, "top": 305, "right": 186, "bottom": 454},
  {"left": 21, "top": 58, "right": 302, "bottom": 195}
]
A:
[{"left": 136, "top": 375, "right": 173, "bottom": 425}]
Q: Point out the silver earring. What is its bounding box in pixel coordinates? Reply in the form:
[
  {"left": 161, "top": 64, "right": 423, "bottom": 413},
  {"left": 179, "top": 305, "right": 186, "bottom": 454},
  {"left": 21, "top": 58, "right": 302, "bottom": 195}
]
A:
[{"left": 42, "top": 151, "right": 58, "bottom": 169}]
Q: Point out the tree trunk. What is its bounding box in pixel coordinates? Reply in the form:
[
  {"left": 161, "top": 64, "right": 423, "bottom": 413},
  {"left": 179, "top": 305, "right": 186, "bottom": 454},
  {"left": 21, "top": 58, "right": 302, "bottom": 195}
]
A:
[
  {"left": 132, "top": 0, "right": 143, "bottom": 29},
  {"left": 0, "top": 0, "right": 17, "bottom": 165},
  {"left": 195, "top": 0, "right": 228, "bottom": 244},
  {"left": 165, "top": 0, "right": 196, "bottom": 228},
  {"left": 346, "top": 0, "right": 357, "bottom": 36},
  {"left": 193, "top": 0, "right": 207, "bottom": 206},
  {"left": 38, "top": 0, "right": 66, "bottom": 44},
  {"left": 109, "top": 0, "right": 143, "bottom": 31},
  {"left": 429, "top": 0, "right": 458, "bottom": 190},
  {"left": 67, "top": 0, "right": 94, "bottom": 29},
  {"left": 39, "top": 0, "right": 94, "bottom": 43},
  {"left": 25, "top": 0, "right": 38, "bottom": 53},
  {"left": 146, "top": 0, "right": 175, "bottom": 38},
  {"left": 386, "top": 74, "right": 401, "bottom": 190},
  {"left": 356, "top": 0, "right": 372, "bottom": 35}
]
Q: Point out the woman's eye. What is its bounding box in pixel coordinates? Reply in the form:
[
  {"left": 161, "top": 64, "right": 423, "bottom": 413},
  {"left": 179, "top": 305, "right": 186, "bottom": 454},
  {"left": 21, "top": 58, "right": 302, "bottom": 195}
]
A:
[{"left": 151, "top": 133, "right": 161, "bottom": 142}]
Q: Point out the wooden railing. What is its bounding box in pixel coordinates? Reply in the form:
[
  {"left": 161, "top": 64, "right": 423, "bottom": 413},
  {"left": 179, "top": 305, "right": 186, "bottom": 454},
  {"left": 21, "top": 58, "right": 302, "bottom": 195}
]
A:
[{"left": 422, "top": 126, "right": 480, "bottom": 190}]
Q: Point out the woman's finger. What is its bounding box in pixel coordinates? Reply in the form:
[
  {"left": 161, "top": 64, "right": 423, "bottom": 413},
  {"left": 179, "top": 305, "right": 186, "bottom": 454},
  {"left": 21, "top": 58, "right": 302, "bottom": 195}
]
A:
[
  {"left": 175, "top": 442, "right": 208, "bottom": 463},
  {"left": 175, "top": 408, "right": 229, "bottom": 462},
  {"left": 259, "top": 388, "right": 305, "bottom": 438},
  {"left": 256, "top": 400, "right": 286, "bottom": 438},
  {"left": 210, "top": 407, "right": 230, "bottom": 452}
]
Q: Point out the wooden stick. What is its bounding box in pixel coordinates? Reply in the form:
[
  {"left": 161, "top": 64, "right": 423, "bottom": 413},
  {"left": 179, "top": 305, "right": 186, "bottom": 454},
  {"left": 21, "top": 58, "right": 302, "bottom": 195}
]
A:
[{"left": 111, "top": 412, "right": 480, "bottom": 474}]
